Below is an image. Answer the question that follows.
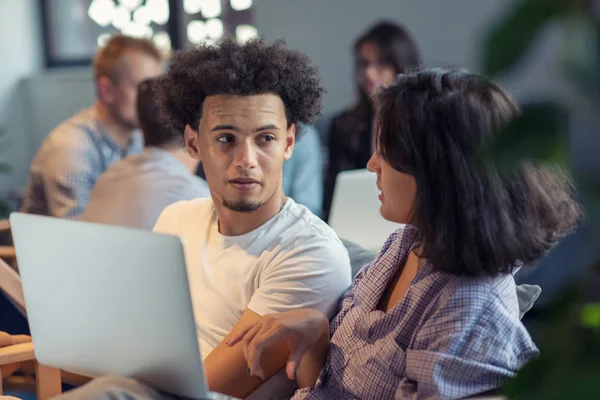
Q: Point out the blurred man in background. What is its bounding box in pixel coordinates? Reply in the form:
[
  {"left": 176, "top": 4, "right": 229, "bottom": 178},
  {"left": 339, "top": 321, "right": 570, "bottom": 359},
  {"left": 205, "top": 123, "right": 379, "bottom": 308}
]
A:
[{"left": 21, "top": 35, "right": 164, "bottom": 218}]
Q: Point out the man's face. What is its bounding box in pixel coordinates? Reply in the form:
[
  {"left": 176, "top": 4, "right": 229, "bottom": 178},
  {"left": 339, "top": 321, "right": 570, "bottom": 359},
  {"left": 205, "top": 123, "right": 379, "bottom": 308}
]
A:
[
  {"left": 185, "top": 94, "right": 295, "bottom": 213},
  {"left": 105, "top": 50, "right": 163, "bottom": 131}
]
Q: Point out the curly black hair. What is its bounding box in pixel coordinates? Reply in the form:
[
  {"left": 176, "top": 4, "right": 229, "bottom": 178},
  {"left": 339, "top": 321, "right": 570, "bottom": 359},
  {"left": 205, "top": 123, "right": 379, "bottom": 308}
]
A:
[
  {"left": 376, "top": 68, "right": 582, "bottom": 277},
  {"left": 155, "top": 37, "right": 325, "bottom": 135}
]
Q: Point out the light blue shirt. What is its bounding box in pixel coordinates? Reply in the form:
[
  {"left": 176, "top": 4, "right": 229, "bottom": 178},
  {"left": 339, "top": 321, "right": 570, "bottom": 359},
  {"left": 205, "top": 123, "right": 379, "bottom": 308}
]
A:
[
  {"left": 81, "top": 148, "right": 209, "bottom": 230},
  {"left": 282, "top": 125, "right": 323, "bottom": 217},
  {"left": 21, "top": 106, "right": 143, "bottom": 218}
]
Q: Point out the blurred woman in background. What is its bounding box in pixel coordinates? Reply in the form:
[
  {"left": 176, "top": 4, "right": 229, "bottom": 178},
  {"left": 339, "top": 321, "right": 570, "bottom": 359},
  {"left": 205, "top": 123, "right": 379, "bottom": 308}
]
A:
[{"left": 323, "top": 21, "right": 421, "bottom": 220}]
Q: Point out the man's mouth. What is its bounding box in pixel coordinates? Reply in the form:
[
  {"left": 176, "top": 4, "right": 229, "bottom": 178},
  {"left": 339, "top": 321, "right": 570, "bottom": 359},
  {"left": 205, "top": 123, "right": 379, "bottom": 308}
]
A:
[{"left": 229, "top": 177, "right": 260, "bottom": 191}]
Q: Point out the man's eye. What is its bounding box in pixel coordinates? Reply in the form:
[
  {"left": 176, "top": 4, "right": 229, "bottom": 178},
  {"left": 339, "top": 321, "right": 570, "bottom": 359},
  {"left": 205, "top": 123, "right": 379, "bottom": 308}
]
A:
[
  {"left": 217, "top": 135, "right": 234, "bottom": 144},
  {"left": 260, "top": 135, "right": 275, "bottom": 143}
]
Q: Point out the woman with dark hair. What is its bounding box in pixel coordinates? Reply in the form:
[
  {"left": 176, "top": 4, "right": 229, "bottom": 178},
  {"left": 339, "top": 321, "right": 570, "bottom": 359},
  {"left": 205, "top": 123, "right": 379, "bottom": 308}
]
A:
[
  {"left": 230, "top": 69, "right": 582, "bottom": 399},
  {"left": 323, "top": 21, "right": 421, "bottom": 220}
]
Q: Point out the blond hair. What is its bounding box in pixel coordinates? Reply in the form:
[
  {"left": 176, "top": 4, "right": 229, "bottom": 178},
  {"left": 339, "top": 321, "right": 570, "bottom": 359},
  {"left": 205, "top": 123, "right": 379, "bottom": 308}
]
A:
[{"left": 93, "top": 35, "right": 162, "bottom": 82}]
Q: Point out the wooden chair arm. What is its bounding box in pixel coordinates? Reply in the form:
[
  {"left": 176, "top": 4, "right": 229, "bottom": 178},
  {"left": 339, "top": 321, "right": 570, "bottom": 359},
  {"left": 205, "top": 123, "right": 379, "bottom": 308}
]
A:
[
  {"left": 0, "top": 220, "right": 15, "bottom": 261},
  {"left": 0, "top": 342, "right": 34, "bottom": 365},
  {"left": 0, "top": 342, "right": 62, "bottom": 399},
  {"left": 0, "top": 246, "right": 16, "bottom": 259},
  {"left": 0, "top": 220, "right": 9, "bottom": 233}
]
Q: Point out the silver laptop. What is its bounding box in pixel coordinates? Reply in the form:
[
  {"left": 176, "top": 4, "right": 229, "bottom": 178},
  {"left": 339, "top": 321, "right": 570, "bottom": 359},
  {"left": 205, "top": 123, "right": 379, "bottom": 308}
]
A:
[
  {"left": 328, "top": 169, "right": 402, "bottom": 251},
  {"left": 10, "top": 212, "right": 236, "bottom": 400}
]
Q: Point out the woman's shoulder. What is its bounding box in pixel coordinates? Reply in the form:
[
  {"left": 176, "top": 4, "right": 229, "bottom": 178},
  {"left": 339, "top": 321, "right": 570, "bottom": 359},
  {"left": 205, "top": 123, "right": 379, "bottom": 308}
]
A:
[
  {"left": 431, "top": 271, "right": 521, "bottom": 318},
  {"left": 414, "top": 271, "right": 536, "bottom": 340}
]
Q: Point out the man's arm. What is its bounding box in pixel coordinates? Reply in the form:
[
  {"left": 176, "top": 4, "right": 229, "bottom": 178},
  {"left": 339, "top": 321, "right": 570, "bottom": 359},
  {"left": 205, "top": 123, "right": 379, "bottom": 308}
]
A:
[
  {"left": 203, "top": 309, "right": 290, "bottom": 398},
  {"left": 205, "top": 308, "right": 331, "bottom": 397},
  {"left": 205, "top": 240, "right": 351, "bottom": 398}
]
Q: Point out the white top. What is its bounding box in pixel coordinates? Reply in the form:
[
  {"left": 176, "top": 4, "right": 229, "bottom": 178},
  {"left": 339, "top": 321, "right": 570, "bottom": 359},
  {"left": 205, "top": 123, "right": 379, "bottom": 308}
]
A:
[
  {"left": 153, "top": 197, "right": 352, "bottom": 399},
  {"left": 82, "top": 148, "right": 210, "bottom": 230}
]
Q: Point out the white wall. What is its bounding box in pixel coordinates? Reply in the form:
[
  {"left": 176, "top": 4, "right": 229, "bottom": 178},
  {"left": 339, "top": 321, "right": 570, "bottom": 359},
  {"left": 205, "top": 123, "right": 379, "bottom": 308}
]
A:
[
  {"left": 26, "top": 68, "right": 96, "bottom": 157},
  {"left": 0, "top": 0, "right": 42, "bottom": 195},
  {"left": 0, "top": 0, "right": 42, "bottom": 112}
]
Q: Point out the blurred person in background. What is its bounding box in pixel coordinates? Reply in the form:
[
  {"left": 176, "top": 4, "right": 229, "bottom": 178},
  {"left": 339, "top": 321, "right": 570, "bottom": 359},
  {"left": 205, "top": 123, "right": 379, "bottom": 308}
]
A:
[
  {"left": 21, "top": 35, "right": 164, "bottom": 218},
  {"left": 81, "top": 77, "right": 209, "bottom": 230},
  {"left": 323, "top": 21, "right": 421, "bottom": 221}
]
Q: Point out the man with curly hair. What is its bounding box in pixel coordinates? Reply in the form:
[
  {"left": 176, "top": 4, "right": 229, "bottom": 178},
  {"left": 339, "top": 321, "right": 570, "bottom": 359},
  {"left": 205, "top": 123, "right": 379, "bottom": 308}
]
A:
[{"left": 54, "top": 38, "right": 351, "bottom": 400}]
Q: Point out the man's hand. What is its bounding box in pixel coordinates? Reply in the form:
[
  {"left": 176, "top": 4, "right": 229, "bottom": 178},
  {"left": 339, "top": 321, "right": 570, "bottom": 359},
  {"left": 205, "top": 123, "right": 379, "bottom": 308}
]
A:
[
  {"left": 0, "top": 331, "right": 32, "bottom": 377},
  {"left": 227, "top": 309, "right": 330, "bottom": 387}
]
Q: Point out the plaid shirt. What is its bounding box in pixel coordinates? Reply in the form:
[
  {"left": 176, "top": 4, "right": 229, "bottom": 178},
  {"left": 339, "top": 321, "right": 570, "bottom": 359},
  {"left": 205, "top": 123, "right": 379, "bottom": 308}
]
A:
[
  {"left": 293, "top": 226, "right": 538, "bottom": 400},
  {"left": 21, "top": 106, "right": 143, "bottom": 218}
]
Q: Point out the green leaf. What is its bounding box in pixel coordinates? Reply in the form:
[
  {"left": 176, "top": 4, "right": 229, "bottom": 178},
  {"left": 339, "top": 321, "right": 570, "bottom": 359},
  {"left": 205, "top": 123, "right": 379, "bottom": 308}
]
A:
[
  {"left": 483, "top": 0, "right": 570, "bottom": 76},
  {"left": 486, "top": 102, "right": 568, "bottom": 173},
  {"left": 561, "top": 16, "right": 600, "bottom": 106},
  {"left": 581, "top": 303, "right": 600, "bottom": 328}
]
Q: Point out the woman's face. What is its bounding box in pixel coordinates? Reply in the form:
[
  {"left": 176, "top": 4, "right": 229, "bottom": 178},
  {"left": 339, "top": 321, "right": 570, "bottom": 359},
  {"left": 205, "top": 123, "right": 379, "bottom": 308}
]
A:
[
  {"left": 367, "top": 150, "right": 417, "bottom": 224},
  {"left": 357, "top": 42, "right": 398, "bottom": 96}
]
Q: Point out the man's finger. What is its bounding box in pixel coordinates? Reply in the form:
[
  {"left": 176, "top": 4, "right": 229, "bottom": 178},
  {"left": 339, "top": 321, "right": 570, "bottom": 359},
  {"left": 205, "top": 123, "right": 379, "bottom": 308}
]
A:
[
  {"left": 241, "top": 323, "right": 264, "bottom": 362},
  {"left": 227, "top": 323, "right": 255, "bottom": 347}
]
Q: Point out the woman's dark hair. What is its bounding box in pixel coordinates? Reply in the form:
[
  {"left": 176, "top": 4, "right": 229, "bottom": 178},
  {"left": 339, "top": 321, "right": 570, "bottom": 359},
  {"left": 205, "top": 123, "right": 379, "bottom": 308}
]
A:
[
  {"left": 155, "top": 37, "right": 325, "bottom": 135},
  {"left": 137, "top": 77, "right": 181, "bottom": 148},
  {"left": 376, "top": 68, "right": 582, "bottom": 277}
]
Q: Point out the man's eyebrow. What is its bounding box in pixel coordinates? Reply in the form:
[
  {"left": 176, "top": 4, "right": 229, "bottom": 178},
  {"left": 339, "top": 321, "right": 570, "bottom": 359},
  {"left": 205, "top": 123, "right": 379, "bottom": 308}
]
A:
[
  {"left": 254, "top": 124, "right": 280, "bottom": 132},
  {"left": 210, "top": 124, "right": 281, "bottom": 132},
  {"left": 211, "top": 124, "right": 239, "bottom": 132}
]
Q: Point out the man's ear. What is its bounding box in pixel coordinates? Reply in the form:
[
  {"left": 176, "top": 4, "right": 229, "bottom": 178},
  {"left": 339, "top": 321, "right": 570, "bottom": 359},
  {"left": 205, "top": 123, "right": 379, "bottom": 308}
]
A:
[
  {"left": 284, "top": 123, "right": 296, "bottom": 160},
  {"left": 96, "top": 76, "right": 116, "bottom": 104},
  {"left": 184, "top": 124, "right": 202, "bottom": 161}
]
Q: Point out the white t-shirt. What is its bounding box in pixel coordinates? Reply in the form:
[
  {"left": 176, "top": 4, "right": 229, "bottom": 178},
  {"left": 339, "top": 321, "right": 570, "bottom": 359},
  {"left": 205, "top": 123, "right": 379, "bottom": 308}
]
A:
[{"left": 153, "top": 197, "right": 351, "bottom": 399}]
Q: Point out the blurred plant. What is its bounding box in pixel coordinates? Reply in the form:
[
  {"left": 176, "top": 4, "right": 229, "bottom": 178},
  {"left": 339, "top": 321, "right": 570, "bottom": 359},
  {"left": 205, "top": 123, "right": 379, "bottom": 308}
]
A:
[
  {"left": 482, "top": 0, "right": 600, "bottom": 398},
  {"left": 0, "top": 126, "right": 11, "bottom": 218}
]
